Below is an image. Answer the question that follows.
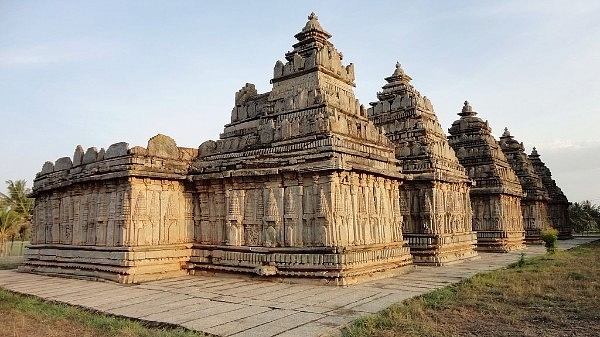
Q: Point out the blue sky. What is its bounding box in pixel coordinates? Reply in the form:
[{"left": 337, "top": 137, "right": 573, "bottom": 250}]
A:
[{"left": 1, "top": 1, "right": 599, "bottom": 203}]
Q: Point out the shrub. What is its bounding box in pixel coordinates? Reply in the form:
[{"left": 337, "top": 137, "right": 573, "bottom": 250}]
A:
[{"left": 540, "top": 228, "right": 559, "bottom": 254}]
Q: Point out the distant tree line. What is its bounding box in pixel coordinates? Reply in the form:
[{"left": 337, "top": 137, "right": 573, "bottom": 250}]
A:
[
  {"left": 569, "top": 200, "right": 600, "bottom": 233},
  {"left": 0, "top": 180, "right": 34, "bottom": 241}
]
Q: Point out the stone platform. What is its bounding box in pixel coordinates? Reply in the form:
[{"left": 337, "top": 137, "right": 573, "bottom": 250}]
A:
[{"left": 1, "top": 237, "right": 595, "bottom": 337}]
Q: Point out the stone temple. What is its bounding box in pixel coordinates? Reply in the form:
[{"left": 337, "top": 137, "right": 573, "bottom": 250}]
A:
[{"left": 21, "top": 13, "right": 571, "bottom": 285}]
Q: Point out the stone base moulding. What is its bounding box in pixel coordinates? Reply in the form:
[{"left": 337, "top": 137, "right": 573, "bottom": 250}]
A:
[
  {"left": 19, "top": 243, "right": 193, "bottom": 283},
  {"left": 186, "top": 241, "right": 413, "bottom": 286}
]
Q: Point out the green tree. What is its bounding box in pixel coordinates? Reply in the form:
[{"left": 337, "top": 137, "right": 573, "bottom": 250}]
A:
[
  {"left": 0, "top": 180, "right": 34, "bottom": 240},
  {"left": 569, "top": 200, "right": 600, "bottom": 233},
  {"left": 0, "top": 208, "right": 21, "bottom": 240}
]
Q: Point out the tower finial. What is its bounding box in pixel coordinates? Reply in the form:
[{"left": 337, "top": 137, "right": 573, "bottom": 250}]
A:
[
  {"left": 502, "top": 127, "right": 511, "bottom": 137},
  {"left": 308, "top": 12, "right": 318, "bottom": 20},
  {"left": 531, "top": 147, "right": 539, "bottom": 156},
  {"left": 459, "top": 100, "right": 477, "bottom": 117}
]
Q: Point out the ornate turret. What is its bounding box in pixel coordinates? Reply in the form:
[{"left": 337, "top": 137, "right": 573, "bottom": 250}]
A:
[
  {"left": 499, "top": 128, "right": 552, "bottom": 242},
  {"left": 528, "top": 147, "right": 572, "bottom": 239},
  {"left": 368, "top": 63, "right": 478, "bottom": 265},
  {"left": 448, "top": 102, "right": 525, "bottom": 252}
]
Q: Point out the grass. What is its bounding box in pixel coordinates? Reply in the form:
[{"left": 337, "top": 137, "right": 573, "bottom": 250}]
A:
[
  {"left": 0, "top": 263, "right": 20, "bottom": 270},
  {"left": 342, "top": 240, "right": 600, "bottom": 337},
  {"left": 0, "top": 288, "right": 205, "bottom": 337}
]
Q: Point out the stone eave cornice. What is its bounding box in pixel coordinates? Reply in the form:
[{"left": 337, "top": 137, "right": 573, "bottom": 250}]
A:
[
  {"left": 32, "top": 153, "right": 191, "bottom": 196},
  {"left": 270, "top": 65, "right": 355, "bottom": 87}
]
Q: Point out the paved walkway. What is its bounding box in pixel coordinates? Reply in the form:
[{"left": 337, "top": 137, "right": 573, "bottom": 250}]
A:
[{"left": 0, "top": 237, "right": 596, "bottom": 337}]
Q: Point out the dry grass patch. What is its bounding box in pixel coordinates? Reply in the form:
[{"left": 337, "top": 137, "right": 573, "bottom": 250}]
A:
[
  {"left": 0, "top": 288, "right": 205, "bottom": 337},
  {"left": 342, "top": 240, "right": 600, "bottom": 337}
]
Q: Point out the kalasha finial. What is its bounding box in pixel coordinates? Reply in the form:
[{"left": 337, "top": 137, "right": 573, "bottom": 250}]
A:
[
  {"left": 531, "top": 147, "right": 539, "bottom": 156},
  {"left": 502, "top": 127, "right": 511, "bottom": 137},
  {"left": 459, "top": 100, "right": 477, "bottom": 117},
  {"left": 391, "top": 61, "right": 405, "bottom": 77},
  {"left": 308, "top": 12, "right": 318, "bottom": 20}
]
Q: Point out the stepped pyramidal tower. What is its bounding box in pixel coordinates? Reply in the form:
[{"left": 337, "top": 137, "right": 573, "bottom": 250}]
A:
[
  {"left": 448, "top": 101, "right": 525, "bottom": 252},
  {"left": 528, "top": 148, "right": 573, "bottom": 239},
  {"left": 367, "top": 63, "right": 478, "bottom": 265},
  {"left": 188, "top": 12, "right": 413, "bottom": 284},
  {"left": 499, "top": 128, "right": 551, "bottom": 242}
]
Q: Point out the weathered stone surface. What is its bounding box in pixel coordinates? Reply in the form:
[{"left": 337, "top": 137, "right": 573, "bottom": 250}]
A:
[
  {"left": 54, "top": 157, "right": 73, "bottom": 171},
  {"left": 448, "top": 102, "right": 525, "bottom": 252},
  {"left": 41, "top": 161, "right": 54, "bottom": 175},
  {"left": 82, "top": 147, "right": 98, "bottom": 164},
  {"left": 147, "top": 134, "right": 179, "bottom": 159},
  {"left": 528, "top": 147, "right": 572, "bottom": 239},
  {"left": 499, "top": 128, "right": 551, "bottom": 243},
  {"left": 106, "top": 142, "right": 129, "bottom": 159},
  {"left": 73, "top": 145, "right": 84, "bottom": 166}
]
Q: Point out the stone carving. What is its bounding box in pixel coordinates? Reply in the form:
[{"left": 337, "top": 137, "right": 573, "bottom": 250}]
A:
[
  {"left": 528, "top": 147, "right": 572, "bottom": 239},
  {"left": 367, "top": 63, "right": 478, "bottom": 265},
  {"left": 147, "top": 134, "right": 180, "bottom": 159},
  {"left": 499, "top": 128, "right": 552, "bottom": 242},
  {"left": 448, "top": 102, "right": 525, "bottom": 252}
]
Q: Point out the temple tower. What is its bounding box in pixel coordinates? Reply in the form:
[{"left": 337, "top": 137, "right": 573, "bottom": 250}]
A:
[
  {"left": 448, "top": 101, "right": 525, "bottom": 252},
  {"left": 188, "top": 13, "right": 413, "bottom": 285},
  {"left": 528, "top": 148, "right": 572, "bottom": 239},
  {"left": 499, "top": 128, "right": 551, "bottom": 242},
  {"left": 368, "top": 63, "right": 478, "bottom": 265}
]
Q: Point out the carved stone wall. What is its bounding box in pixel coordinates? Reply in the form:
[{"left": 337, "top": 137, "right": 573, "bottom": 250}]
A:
[
  {"left": 367, "top": 63, "right": 477, "bottom": 265},
  {"left": 499, "top": 128, "right": 552, "bottom": 242},
  {"left": 528, "top": 148, "right": 572, "bottom": 239},
  {"left": 22, "top": 136, "right": 196, "bottom": 283},
  {"left": 448, "top": 102, "right": 525, "bottom": 252}
]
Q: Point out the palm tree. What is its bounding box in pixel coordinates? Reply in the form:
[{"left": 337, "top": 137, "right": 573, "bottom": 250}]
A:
[
  {"left": 0, "top": 208, "right": 21, "bottom": 241},
  {"left": 0, "top": 180, "right": 34, "bottom": 240}
]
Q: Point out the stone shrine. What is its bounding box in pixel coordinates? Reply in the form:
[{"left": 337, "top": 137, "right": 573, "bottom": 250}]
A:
[
  {"left": 448, "top": 102, "right": 525, "bottom": 252},
  {"left": 22, "top": 13, "right": 413, "bottom": 285},
  {"left": 186, "top": 13, "right": 413, "bottom": 283},
  {"left": 21, "top": 13, "right": 571, "bottom": 285},
  {"left": 367, "top": 63, "right": 478, "bottom": 265},
  {"left": 499, "top": 128, "right": 551, "bottom": 243},
  {"left": 528, "top": 148, "right": 572, "bottom": 239}
]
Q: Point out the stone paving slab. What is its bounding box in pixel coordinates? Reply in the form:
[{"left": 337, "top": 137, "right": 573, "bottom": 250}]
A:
[{"left": 0, "top": 237, "right": 596, "bottom": 337}]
